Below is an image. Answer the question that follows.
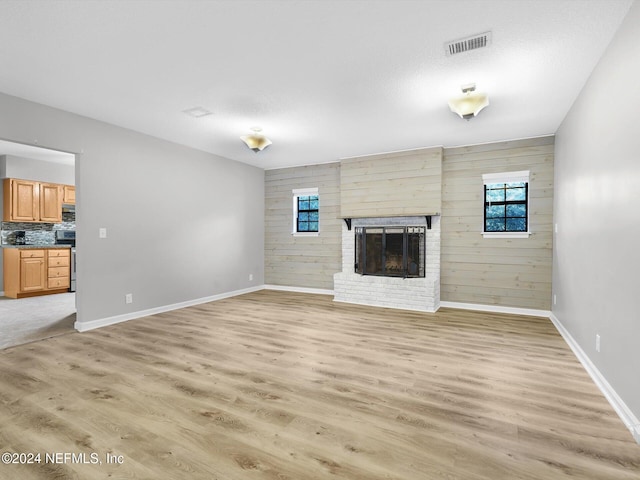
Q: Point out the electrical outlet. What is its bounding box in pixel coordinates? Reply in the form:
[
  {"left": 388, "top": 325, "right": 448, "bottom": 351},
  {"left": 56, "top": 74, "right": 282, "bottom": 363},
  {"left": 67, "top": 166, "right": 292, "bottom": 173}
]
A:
[
  {"left": 99, "top": 227, "right": 107, "bottom": 238},
  {"left": 249, "top": 274, "right": 253, "bottom": 281},
  {"left": 596, "top": 334, "right": 601, "bottom": 352},
  {"left": 553, "top": 294, "right": 557, "bottom": 305},
  {"left": 554, "top": 223, "right": 558, "bottom": 234},
  {"left": 125, "top": 293, "right": 133, "bottom": 304}
]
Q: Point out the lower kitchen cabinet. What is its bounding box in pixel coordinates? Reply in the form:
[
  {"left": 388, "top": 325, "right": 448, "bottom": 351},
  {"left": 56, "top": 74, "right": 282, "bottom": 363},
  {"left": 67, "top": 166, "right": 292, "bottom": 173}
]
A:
[
  {"left": 47, "top": 249, "right": 70, "bottom": 290},
  {"left": 19, "top": 250, "right": 46, "bottom": 293},
  {"left": 3, "top": 248, "right": 71, "bottom": 298}
]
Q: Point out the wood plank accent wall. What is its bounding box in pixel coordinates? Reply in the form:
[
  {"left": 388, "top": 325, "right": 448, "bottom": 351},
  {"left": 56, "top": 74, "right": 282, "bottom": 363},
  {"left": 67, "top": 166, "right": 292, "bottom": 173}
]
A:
[
  {"left": 441, "top": 136, "right": 554, "bottom": 310},
  {"left": 265, "top": 163, "right": 341, "bottom": 290},
  {"left": 340, "top": 147, "right": 442, "bottom": 218}
]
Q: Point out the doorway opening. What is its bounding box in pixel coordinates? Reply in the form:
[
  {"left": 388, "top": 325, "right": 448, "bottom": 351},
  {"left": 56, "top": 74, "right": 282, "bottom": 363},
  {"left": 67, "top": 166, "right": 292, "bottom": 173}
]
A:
[{"left": 0, "top": 139, "right": 77, "bottom": 349}]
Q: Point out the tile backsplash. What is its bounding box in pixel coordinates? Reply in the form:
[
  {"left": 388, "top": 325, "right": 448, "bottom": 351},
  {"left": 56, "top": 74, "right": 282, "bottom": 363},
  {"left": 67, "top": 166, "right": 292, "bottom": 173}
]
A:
[{"left": 1, "top": 211, "right": 75, "bottom": 245}]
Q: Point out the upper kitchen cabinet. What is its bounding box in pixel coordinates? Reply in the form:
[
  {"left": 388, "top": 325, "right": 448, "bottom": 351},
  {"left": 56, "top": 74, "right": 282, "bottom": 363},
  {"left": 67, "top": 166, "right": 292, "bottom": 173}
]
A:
[
  {"left": 63, "top": 185, "right": 75, "bottom": 205},
  {"left": 3, "top": 178, "right": 38, "bottom": 222},
  {"left": 2, "top": 178, "right": 62, "bottom": 223},
  {"left": 39, "top": 182, "right": 63, "bottom": 222}
]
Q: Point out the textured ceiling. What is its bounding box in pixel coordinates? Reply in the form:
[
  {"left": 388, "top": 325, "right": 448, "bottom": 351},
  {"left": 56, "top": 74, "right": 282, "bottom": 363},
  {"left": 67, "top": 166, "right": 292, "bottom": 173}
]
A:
[{"left": 0, "top": 0, "right": 633, "bottom": 169}]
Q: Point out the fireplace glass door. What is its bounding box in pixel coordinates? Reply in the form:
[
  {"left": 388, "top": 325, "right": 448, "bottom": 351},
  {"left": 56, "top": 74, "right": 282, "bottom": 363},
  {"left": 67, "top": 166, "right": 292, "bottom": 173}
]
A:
[{"left": 355, "top": 226, "right": 425, "bottom": 278}]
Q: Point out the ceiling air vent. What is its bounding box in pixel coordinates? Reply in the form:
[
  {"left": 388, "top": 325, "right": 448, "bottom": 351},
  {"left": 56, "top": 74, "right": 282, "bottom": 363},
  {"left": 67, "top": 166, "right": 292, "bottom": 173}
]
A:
[
  {"left": 182, "top": 106, "right": 213, "bottom": 118},
  {"left": 445, "top": 31, "right": 492, "bottom": 56}
]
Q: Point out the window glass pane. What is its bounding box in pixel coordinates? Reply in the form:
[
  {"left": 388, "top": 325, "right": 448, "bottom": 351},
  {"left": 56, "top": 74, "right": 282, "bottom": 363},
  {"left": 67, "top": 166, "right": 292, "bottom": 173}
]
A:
[
  {"left": 299, "top": 199, "right": 310, "bottom": 210},
  {"left": 506, "top": 187, "right": 526, "bottom": 201},
  {"left": 294, "top": 191, "right": 319, "bottom": 233},
  {"left": 506, "top": 218, "right": 526, "bottom": 231},
  {"left": 486, "top": 205, "right": 505, "bottom": 218},
  {"left": 506, "top": 204, "right": 526, "bottom": 217},
  {"left": 486, "top": 218, "right": 506, "bottom": 231},
  {"left": 486, "top": 188, "right": 505, "bottom": 202},
  {"left": 484, "top": 176, "right": 528, "bottom": 233}
]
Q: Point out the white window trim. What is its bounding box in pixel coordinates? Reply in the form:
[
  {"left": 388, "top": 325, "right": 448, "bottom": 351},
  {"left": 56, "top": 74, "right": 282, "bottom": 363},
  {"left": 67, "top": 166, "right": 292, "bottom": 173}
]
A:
[
  {"left": 482, "top": 231, "right": 532, "bottom": 239},
  {"left": 482, "top": 170, "right": 530, "bottom": 185},
  {"left": 482, "top": 171, "right": 531, "bottom": 238},
  {"left": 292, "top": 187, "right": 319, "bottom": 237}
]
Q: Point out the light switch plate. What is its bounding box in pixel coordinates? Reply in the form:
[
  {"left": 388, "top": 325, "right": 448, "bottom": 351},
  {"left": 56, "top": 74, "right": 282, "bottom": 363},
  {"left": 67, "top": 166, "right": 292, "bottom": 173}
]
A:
[{"left": 99, "top": 228, "right": 107, "bottom": 238}]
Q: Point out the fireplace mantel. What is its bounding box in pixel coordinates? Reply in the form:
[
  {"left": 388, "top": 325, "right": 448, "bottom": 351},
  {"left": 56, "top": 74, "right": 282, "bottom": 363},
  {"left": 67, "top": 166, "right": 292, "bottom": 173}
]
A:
[{"left": 343, "top": 214, "right": 437, "bottom": 230}]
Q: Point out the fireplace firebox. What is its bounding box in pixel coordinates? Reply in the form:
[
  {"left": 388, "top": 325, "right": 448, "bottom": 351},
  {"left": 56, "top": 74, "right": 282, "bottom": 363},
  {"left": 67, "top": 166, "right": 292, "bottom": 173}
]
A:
[{"left": 355, "top": 226, "right": 425, "bottom": 278}]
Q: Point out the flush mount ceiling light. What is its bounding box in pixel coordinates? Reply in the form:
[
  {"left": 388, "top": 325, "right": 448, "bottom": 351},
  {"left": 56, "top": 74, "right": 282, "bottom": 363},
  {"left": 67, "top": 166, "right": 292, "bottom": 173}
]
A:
[
  {"left": 240, "top": 127, "right": 272, "bottom": 152},
  {"left": 448, "top": 83, "right": 489, "bottom": 120}
]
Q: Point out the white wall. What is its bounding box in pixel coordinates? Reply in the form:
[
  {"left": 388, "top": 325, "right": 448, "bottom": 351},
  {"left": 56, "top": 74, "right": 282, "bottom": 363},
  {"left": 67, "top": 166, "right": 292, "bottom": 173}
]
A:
[
  {"left": 0, "top": 92, "right": 264, "bottom": 326},
  {"left": 1, "top": 154, "right": 75, "bottom": 185},
  {"left": 265, "top": 163, "right": 341, "bottom": 290},
  {"left": 554, "top": 0, "right": 640, "bottom": 436},
  {"left": 442, "top": 137, "right": 554, "bottom": 311}
]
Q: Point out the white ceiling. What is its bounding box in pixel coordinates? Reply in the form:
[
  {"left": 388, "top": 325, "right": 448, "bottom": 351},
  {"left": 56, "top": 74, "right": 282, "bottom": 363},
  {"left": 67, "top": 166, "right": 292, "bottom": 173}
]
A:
[{"left": 0, "top": 0, "right": 632, "bottom": 170}]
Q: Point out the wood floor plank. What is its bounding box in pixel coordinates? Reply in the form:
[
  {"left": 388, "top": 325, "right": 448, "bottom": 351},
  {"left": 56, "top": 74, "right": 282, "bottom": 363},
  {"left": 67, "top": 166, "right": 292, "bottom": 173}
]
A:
[{"left": 0, "top": 290, "right": 638, "bottom": 479}]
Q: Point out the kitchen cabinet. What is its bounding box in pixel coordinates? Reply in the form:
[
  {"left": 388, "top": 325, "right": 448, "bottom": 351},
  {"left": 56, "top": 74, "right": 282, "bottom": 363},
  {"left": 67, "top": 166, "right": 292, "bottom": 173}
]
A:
[
  {"left": 63, "top": 185, "right": 76, "bottom": 204},
  {"left": 39, "top": 182, "right": 63, "bottom": 222},
  {"left": 46, "top": 249, "right": 70, "bottom": 290},
  {"left": 3, "top": 248, "right": 70, "bottom": 298},
  {"left": 19, "top": 250, "right": 46, "bottom": 293},
  {"left": 2, "top": 178, "right": 38, "bottom": 222},
  {"left": 2, "top": 178, "right": 62, "bottom": 223}
]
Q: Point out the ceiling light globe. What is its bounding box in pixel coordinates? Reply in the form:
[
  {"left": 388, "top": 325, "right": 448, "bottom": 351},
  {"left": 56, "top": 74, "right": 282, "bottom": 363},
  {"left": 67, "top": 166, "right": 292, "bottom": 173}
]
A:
[
  {"left": 240, "top": 128, "right": 272, "bottom": 152},
  {"left": 448, "top": 86, "right": 489, "bottom": 120}
]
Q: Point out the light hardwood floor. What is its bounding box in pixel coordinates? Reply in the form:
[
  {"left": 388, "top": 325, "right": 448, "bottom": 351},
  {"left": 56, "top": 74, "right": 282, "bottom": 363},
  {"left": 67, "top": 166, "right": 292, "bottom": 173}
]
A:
[{"left": 0, "top": 290, "right": 638, "bottom": 479}]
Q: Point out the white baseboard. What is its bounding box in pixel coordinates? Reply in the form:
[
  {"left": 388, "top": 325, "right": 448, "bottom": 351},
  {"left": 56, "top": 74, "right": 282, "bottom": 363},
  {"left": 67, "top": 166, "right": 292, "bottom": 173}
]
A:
[
  {"left": 264, "top": 284, "right": 334, "bottom": 296},
  {"left": 549, "top": 313, "right": 640, "bottom": 444},
  {"left": 74, "top": 285, "right": 264, "bottom": 332},
  {"left": 333, "top": 298, "right": 438, "bottom": 313},
  {"left": 440, "top": 300, "right": 550, "bottom": 318}
]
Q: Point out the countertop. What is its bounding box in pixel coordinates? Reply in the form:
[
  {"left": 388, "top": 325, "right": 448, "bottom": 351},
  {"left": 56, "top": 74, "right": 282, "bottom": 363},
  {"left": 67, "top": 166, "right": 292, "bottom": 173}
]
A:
[{"left": 1, "top": 244, "right": 73, "bottom": 249}]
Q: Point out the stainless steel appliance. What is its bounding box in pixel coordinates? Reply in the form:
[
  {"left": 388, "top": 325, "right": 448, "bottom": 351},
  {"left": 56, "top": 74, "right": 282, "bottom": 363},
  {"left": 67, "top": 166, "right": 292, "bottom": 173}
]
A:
[{"left": 55, "top": 230, "right": 76, "bottom": 292}]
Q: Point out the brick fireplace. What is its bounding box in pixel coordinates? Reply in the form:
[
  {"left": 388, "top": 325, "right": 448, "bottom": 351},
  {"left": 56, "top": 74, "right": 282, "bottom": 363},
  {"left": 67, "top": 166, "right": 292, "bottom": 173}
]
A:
[{"left": 334, "top": 216, "right": 440, "bottom": 312}]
